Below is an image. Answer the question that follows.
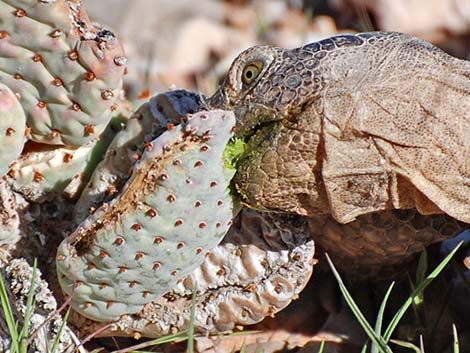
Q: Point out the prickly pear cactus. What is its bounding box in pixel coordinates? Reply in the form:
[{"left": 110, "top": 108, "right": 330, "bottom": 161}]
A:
[
  {"left": 6, "top": 110, "right": 128, "bottom": 202},
  {"left": 7, "top": 142, "right": 95, "bottom": 202},
  {"left": 74, "top": 90, "right": 204, "bottom": 224},
  {"left": 0, "top": 82, "right": 26, "bottom": 176},
  {"left": 57, "top": 110, "right": 238, "bottom": 321},
  {"left": 69, "top": 209, "right": 315, "bottom": 339},
  {"left": 0, "top": 0, "right": 126, "bottom": 147}
]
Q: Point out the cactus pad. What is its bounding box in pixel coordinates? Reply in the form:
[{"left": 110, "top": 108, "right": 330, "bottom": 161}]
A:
[
  {"left": 74, "top": 90, "right": 204, "bottom": 224},
  {"left": 7, "top": 142, "right": 95, "bottom": 202},
  {"left": 6, "top": 111, "right": 128, "bottom": 202},
  {"left": 68, "top": 210, "right": 315, "bottom": 337},
  {"left": 0, "top": 0, "right": 126, "bottom": 146},
  {"left": 57, "top": 110, "right": 238, "bottom": 321},
  {"left": 0, "top": 82, "right": 26, "bottom": 176}
]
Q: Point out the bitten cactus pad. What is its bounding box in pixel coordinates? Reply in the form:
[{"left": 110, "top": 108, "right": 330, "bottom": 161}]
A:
[
  {"left": 73, "top": 90, "right": 201, "bottom": 224},
  {"left": 57, "top": 110, "right": 238, "bottom": 321},
  {"left": 0, "top": 0, "right": 126, "bottom": 146}
]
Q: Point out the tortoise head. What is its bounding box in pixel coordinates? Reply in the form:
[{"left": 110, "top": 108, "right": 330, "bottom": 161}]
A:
[
  {"left": 209, "top": 45, "right": 328, "bottom": 216},
  {"left": 210, "top": 44, "right": 325, "bottom": 136}
]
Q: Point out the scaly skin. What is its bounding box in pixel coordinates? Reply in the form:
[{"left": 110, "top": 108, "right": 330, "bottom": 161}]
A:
[{"left": 210, "top": 32, "right": 470, "bottom": 272}]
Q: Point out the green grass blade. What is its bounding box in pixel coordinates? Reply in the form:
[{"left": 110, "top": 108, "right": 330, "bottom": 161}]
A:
[
  {"left": 406, "top": 275, "right": 422, "bottom": 327},
  {"left": 0, "top": 266, "right": 19, "bottom": 352},
  {"left": 383, "top": 241, "right": 462, "bottom": 341},
  {"left": 19, "top": 259, "right": 38, "bottom": 353},
  {"left": 326, "top": 253, "right": 393, "bottom": 353},
  {"left": 239, "top": 340, "right": 247, "bottom": 353},
  {"left": 416, "top": 250, "right": 428, "bottom": 285},
  {"left": 316, "top": 340, "right": 325, "bottom": 353},
  {"left": 453, "top": 324, "right": 460, "bottom": 353},
  {"left": 360, "top": 342, "right": 368, "bottom": 353},
  {"left": 187, "top": 289, "right": 197, "bottom": 353},
  {"left": 413, "top": 250, "right": 428, "bottom": 307},
  {"left": 372, "top": 282, "right": 395, "bottom": 353},
  {"left": 50, "top": 307, "right": 71, "bottom": 353}
]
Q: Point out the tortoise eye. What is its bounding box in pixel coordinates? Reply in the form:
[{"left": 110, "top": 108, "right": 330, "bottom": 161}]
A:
[{"left": 241, "top": 61, "right": 263, "bottom": 85}]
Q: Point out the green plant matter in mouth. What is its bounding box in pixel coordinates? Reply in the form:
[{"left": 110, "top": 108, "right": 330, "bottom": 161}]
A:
[
  {"left": 223, "top": 138, "right": 247, "bottom": 171},
  {"left": 223, "top": 138, "right": 246, "bottom": 198}
]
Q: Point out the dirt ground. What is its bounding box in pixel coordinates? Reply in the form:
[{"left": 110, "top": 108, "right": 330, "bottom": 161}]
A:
[{"left": 83, "top": 0, "right": 470, "bottom": 97}]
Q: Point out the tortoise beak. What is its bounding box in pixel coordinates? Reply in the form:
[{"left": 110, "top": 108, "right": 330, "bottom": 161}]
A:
[
  {"left": 208, "top": 87, "right": 227, "bottom": 110},
  {"left": 208, "top": 88, "right": 249, "bottom": 138}
]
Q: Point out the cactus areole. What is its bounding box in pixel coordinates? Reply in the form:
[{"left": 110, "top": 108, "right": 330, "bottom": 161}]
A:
[{"left": 57, "top": 110, "right": 240, "bottom": 321}]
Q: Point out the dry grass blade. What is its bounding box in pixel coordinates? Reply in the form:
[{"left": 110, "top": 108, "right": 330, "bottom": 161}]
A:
[
  {"left": 112, "top": 331, "right": 188, "bottom": 353},
  {"left": 389, "top": 339, "right": 422, "bottom": 352}
]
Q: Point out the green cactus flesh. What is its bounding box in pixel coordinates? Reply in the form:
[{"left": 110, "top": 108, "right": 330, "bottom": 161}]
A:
[
  {"left": 224, "top": 138, "right": 246, "bottom": 170},
  {"left": 57, "top": 110, "right": 238, "bottom": 321},
  {"left": 0, "top": 0, "right": 126, "bottom": 146},
  {"left": 0, "top": 82, "right": 25, "bottom": 176}
]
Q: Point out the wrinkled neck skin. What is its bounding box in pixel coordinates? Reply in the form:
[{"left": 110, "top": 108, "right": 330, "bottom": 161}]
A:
[{"left": 209, "top": 31, "right": 470, "bottom": 224}]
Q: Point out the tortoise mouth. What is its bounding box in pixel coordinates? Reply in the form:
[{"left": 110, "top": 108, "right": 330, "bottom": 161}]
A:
[
  {"left": 233, "top": 96, "right": 314, "bottom": 141},
  {"left": 241, "top": 119, "right": 275, "bottom": 142},
  {"left": 234, "top": 108, "right": 283, "bottom": 139},
  {"left": 231, "top": 119, "right": 280, "bottom": 172}
]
